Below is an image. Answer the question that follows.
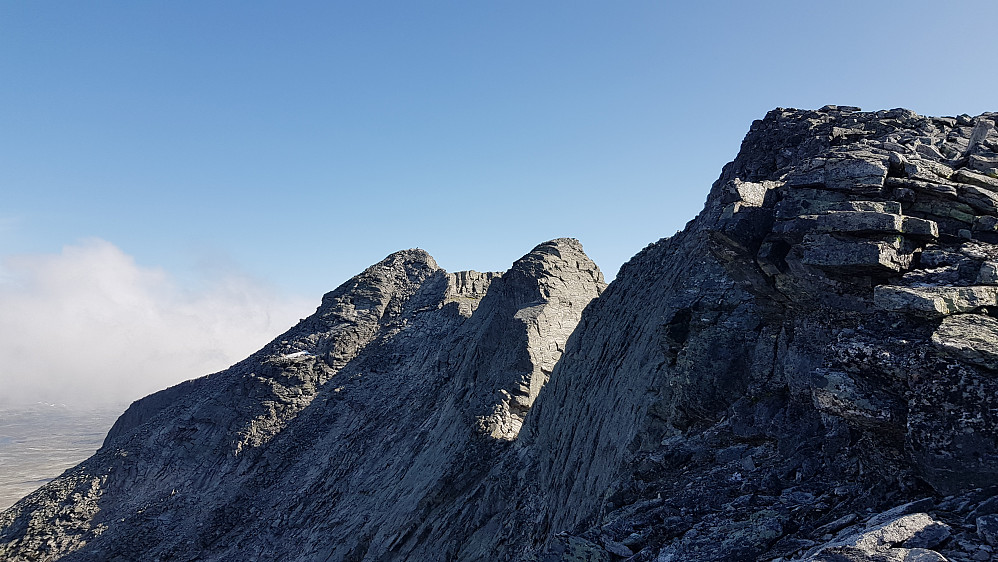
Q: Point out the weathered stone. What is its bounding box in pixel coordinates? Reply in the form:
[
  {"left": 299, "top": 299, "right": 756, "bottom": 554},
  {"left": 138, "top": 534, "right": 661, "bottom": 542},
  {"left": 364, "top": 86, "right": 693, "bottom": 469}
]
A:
[
  {"left": 916, "top": 143, "right": 945, "bottom": 161},
  {"left": 600, "top": 536, "right": 633, "bottom": 558},
  {"left": 825, "top": 156, "right": 889, "bottom": 190},
  {"left": 786, "top": 167, "right": 827, "bottom": 188},
  {"left": 863, "top": 499, "right": 935, "bottom": 527},
  {"left": 957, "top": 184, "right": 998, "bottom": 214},
  {"left": 904, "top": 159, "right": 955, "bottom": 182},
  {"left": 543, "top": 536, "right": 611, "bottom": 562},
  {"left": 955, "top": 169, "right": 998, "bottom": 190},
  {"left": 776, "top": 198, "right": 902, "bottom": 220},
  {"left": 974, "top": 215, "right": 998, "bottom": 233},
  {"left": 875, "top": 285, "right": 998, "bottom": 316},
  {"left": 977, "top": 261, "right": 998, "bottom": 284},
  {"left": 809, "top": 513, "right": 950, "bottom": 561},
  {"left": 969, "top": 153, "right": 998, "bottom": 177},
  {"left": 887, "top": 177, "right": 959, "bottom": 198},
  {"left": 979, "top": 515, "right": 998, "bottom": 547},
  {"left": 775, "top": 212, "right": 937, "bottom": 239},
  {"left": 931, "top": 314, "right": 998, "bottom": 369},
  {"left": 903, "top": 216, "right": 941, "bottom": 238},
  {"left": 810, "top": 545, "right": 947, "bottom": 561},
  {"left": 723, "top": 179, "right": 780, "bottom": 207},
  {"left": 967, "top": 119, "right": 997, "bottom": 153},
  {"left": 657, "top": 510, "right": 785, "bottom": 561},
  {"left": 801, "top": 234, "right": 912, "bottom": 274},
  {"left": 909, "top": 199, "right": 976, "bottom": 225},
  {"left": 812, "top": 370, "right": 892, "bottom": 426}
]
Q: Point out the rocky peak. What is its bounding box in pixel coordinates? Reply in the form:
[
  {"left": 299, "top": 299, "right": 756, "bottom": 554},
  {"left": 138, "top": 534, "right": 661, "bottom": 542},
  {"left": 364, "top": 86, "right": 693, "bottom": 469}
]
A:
[
  {"left": 4, "top": 108, "right": 998, "bottom": 562},
  {"left": 460, "top": 237, "right": 606, "bottom": 440},
  {"left": 0, "top": 238, "right": 605, "bottom": 562}
]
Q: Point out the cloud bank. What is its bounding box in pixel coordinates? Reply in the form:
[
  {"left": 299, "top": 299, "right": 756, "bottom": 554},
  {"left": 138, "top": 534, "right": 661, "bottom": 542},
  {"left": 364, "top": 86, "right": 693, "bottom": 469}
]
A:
[{"left": 0, "top": 239, "right": 314, "bottom": 407}]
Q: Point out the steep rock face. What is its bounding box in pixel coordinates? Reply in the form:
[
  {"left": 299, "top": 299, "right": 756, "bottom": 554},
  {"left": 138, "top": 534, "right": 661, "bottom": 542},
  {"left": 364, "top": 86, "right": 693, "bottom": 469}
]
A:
[
  {"left": 500, "top": 107, "right": 998, "bottom": 562},
  {"left": 4, "top": 108, "right": 998, "bottom": 562},
  {"left": 393, "top": 107, "right": 998, "bottom": 562}
]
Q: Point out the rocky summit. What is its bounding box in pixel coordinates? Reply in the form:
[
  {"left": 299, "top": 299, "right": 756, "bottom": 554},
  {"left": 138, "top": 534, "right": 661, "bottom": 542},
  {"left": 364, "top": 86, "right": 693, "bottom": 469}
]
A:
[{"left": 3, "top": 107, "right": 998, "bottom": 562}]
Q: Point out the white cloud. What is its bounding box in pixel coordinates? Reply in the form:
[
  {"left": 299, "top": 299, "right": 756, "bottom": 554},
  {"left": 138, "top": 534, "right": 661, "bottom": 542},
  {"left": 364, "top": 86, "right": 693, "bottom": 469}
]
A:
[{"left": 0, "top": 239, "right": 314, "bottom": 407}]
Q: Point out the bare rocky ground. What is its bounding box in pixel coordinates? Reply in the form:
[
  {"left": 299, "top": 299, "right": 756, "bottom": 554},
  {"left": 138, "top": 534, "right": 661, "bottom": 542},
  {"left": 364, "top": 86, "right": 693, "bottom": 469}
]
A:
[{"left": 3, "top": 107, "right": 998, "bottom": 561}]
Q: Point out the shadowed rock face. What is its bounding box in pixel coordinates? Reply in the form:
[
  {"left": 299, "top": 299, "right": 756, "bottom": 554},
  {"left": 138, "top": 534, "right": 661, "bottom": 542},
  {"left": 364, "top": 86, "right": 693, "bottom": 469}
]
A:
[{"left": 4, "top": 108, "right": 998, "bottom": 562}]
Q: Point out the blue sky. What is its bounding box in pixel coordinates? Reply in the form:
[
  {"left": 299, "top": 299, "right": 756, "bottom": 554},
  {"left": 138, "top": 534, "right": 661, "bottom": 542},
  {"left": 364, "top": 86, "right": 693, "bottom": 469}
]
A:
[{"left": 2, "top": 1, "right": 997, "bottom": 405}]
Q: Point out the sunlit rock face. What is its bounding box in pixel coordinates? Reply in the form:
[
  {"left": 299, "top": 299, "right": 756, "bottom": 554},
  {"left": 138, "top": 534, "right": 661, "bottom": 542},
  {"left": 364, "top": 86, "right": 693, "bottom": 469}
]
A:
[{"left": 4, "top": 107, "right": 998, "bottom": 562}]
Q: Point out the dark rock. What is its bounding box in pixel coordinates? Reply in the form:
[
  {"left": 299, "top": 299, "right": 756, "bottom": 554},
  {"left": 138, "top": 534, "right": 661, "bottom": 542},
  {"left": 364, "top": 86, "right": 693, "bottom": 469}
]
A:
[
  {"left": 874, "top": 285, "right": 998, "bottom": 316},
  {"left": 931, "top": 314, "right": 998, "bottom": 369},
  {"left": 979, "top": 515, "right": 998, "bottom": 547}
]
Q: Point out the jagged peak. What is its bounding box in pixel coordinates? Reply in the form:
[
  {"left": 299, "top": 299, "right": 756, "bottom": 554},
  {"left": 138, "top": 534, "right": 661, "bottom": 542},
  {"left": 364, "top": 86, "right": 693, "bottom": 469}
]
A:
[{"left": 506, "top": 237, "right": 605, "bottom": 292}]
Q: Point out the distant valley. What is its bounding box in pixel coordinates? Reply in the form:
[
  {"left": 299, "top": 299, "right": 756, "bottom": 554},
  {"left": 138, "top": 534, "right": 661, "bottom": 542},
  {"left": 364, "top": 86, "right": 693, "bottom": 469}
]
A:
[{"left": 0, "top": 405, "right": 123, "bottom": 511}]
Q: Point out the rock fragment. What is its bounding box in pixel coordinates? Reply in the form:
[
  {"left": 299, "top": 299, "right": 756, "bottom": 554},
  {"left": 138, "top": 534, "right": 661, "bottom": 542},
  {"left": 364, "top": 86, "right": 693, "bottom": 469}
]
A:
[{"left": 931, "top": 314, "right": 998, "bottom": 369}]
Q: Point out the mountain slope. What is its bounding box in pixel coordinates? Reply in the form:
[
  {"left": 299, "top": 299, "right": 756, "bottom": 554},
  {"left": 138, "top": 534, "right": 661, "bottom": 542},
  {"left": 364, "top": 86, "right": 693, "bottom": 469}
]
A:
[{"left": 4, "top": 107, "right": 998, "bottom": 562}]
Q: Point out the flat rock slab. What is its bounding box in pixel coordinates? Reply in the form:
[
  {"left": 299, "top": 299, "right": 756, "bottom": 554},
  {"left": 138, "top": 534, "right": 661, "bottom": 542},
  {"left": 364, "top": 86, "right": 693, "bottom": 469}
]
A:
[
  {"left": 826, "top": 156, "right": 890, "bottom": 190},
  {"left": 931, "top": 314, "right": 998, "bottom": 369},
  {"left": 776, "top": 212, "right": 937, "bottom": 239},
  {"left": 801, "top": 235, "right": 912, "bottom": 274},
  {"left": 874, "top": 285, "right": 998, "bottom": 316},
  {"left": 776, "top": 199, "right": 902, "bottom": 219}
]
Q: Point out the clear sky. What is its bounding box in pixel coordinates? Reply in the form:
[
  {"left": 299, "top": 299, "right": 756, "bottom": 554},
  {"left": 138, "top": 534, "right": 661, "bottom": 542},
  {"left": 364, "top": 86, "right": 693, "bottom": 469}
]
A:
[{"left": 2, "top": 1, "right": 996, "bottom": 406}]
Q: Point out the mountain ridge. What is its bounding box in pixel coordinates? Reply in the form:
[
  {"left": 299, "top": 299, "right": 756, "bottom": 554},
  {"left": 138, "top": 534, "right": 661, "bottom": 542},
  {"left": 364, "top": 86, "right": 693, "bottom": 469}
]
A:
[{"left": 4, "top": 107, "right": 998, "bottom": 561}]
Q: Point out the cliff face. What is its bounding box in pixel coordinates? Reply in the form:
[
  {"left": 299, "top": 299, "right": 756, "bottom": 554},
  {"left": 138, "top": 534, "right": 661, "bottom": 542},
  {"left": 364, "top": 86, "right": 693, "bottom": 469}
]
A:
[{"left": 3, "top": 107, "right": 998, "bottom": 562}]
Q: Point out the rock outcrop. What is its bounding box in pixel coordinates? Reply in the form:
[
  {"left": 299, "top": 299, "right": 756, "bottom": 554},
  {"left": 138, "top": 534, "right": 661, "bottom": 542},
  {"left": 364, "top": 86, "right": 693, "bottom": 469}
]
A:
[{"left": 3, "top": 107, "right": 998, "bottom": 562}]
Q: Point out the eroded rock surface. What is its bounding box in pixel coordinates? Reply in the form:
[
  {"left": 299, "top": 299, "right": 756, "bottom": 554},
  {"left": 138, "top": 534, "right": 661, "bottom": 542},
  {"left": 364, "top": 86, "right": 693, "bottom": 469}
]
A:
[{"left": 3, "top": 107, "right": 998, "bottom": 562}]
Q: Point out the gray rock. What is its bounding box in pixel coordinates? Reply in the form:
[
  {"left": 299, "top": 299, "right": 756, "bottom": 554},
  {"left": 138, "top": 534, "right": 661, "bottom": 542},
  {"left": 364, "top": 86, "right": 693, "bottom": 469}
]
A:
[
  {"left": 957, "top": 183, "right": 998, "bottom": 214},
  {"left": 812, "top": 370, "right": 893, "bottom": 425},
  {"left": 809, "top": 513, "right": 950, "bottom": 561},
  {"left": 723, "top": 178, "right": 780, "bottom": 207},
  {"left": 955, "top": 169, "right": 998, "bottom": 191},
  {"left": 776, "top": 199, "right": 902, "bottom": 219},
  {"left": 904, "top": 159, "right": 955, "bottom": 183},
  {"left": 979, "top": 515, "right": 998, "bottom": 547},
  {"left": 825, "top": 156, "right": 890, "bottom": 190},
  {"left": 969, "top": 153, "right": 998, "bottom": 177},
  {"left": 801, "top": 235, "right": 913, "bottom": 274},
  {"left": 774, "top": 212, "right": 937, "bottom": 239},
  {"left": 874, "top": 285, "right": 998, "bottom": 316},
  {"left": 931, "top": 314, "right": 998, "bottom": 369},
  {"left": 600, "top": 535, "right": 633, "bottom": 558}
]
